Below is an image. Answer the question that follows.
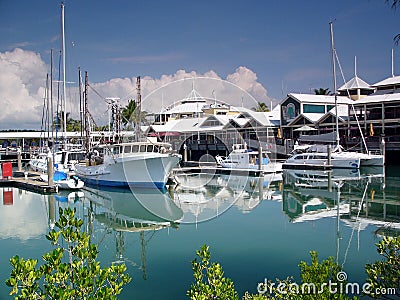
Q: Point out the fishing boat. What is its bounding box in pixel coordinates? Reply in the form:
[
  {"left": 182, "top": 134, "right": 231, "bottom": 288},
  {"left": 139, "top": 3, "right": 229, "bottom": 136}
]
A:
[
  {"left": 74, "top": 141, "right": 181, "bottom": 189},
  {"left": 215, "top": 144, "right": 282, "bottom": 173}
]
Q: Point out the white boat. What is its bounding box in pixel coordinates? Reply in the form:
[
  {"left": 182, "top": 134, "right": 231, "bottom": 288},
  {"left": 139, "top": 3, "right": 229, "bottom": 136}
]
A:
[
  {"left": 215, "top": 144, "right": 282, "bottom": 173},
  {"left": 29, "top": 148, "right": 86, "bottom": 173},
  {"left": 284, "top": 24, "right": 383, "bottom": 170},
  {"left": 333, "top": 148, "right": 384, "bottom": 166},
  {"left": 74, "top": 141, "right": 181, "bottom": 189},
  {"left": 283, "top": 149, "right": 360, "bottom": 169},
  {"left": 40, "top": 170, "right": 84, "bottom": 190},
  {"left": 29, "top": 152, "right": 49, "bottom": 172},
  {"left": 292, "top": 143, "right": 384, "bottom": 167}
]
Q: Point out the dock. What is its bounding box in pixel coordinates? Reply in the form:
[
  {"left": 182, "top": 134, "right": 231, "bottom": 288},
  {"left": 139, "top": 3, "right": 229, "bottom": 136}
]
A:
[{"left": 0, "top": 171, "right": 58, "bottom": 194}]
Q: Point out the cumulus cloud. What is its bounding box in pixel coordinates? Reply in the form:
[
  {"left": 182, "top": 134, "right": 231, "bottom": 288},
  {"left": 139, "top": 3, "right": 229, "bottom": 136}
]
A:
[
  {"left": 0, "top": 48, "right": 48, "bottom": 129},
  {"left": 0, "top": 48, "right": 274, "bottom": 129}
]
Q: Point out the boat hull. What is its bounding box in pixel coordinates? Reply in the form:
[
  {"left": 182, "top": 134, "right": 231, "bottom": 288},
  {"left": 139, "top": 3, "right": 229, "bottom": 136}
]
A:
[
  {"left": 75, "top": 154, "right": 181, "bottom": 189},
  {"left": 283, "top": 153, "right": 360, "bottom": 169}
]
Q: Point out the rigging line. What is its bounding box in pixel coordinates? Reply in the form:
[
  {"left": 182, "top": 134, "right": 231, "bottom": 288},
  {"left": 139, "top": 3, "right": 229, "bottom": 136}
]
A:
[
  {"left": 334, "top": 50, "right": 369, "bottom": 153},
  {"left": 341, "top": 180, "right": 369, "bottom": 268},
  {"left": 40, "top": 81, "right": 48, "bottom": 144},
  {"left": 87, "top": 83, "right": 108, "bottom": 102}
]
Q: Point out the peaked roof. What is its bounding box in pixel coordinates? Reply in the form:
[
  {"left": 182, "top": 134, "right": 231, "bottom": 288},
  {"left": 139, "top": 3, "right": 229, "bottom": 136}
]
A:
[
  {"left": 287, "top": 93, "right": 351, "bottom": 105},
  {"left": 372, "top": 75, "right": 400, "bottom": 87},
  {"left": 338, "top": 76, "right": 374, "bottom": 91},
  {"left": 288, "top": 113, "right": 323, "bottom": 126}
]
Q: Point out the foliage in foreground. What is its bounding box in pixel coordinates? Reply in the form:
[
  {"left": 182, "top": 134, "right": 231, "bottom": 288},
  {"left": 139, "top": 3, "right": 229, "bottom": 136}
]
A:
[
  {"left": 365, "top": 236, "right": 400, "bottom": 298},
  {"left": 6, "top": 207, "right": 131, "bottom": 299},
  {"left": 190, "top": 237, "right": 400, "bottom": 300},
  {"left": 187, "top": 244, "right": 239, "bottom": 300}
]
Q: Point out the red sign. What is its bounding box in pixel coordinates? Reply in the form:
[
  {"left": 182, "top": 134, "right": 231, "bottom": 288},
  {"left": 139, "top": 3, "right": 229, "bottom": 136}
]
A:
[{"left": 2, "top": 162, "right": 12, "bottom": 178}]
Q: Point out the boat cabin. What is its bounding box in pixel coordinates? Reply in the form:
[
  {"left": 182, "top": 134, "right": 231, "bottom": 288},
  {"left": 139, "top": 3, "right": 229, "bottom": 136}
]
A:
[{"left": 109, "top": 142, "right": 172, "bottom": 156}]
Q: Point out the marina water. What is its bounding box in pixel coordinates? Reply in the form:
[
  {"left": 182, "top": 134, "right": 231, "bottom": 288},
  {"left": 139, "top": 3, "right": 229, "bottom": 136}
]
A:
[{"left": 0, "top": 166, "right": 399, "bottom": 299}]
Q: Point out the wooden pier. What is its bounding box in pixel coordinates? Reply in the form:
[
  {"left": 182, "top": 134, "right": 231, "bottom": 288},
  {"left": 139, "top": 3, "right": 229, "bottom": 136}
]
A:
[{"left": 0, "top": 171, "right": 58, "bottom": 194}]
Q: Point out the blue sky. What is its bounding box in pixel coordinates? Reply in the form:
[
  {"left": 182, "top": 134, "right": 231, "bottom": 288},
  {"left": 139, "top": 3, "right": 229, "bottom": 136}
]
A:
[{"left": 0, "top": 0, "right": 399, "bottom": 128}]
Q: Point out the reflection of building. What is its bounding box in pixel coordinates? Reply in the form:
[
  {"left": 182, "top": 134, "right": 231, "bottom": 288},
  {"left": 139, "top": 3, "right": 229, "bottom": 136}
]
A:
[{"left": 282, "top": 169, "right": 400, "bottom": 231}]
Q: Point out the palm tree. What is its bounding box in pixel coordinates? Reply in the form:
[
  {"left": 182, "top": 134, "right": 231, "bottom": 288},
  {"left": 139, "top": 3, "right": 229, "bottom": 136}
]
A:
[
  {"left": 314, "top": 88, "right": 331, "bottom": 95},
  {"left": 121, "top": 99, "right": 148, "bottom": 129},
  {"left": 121, "top": 99, "right": 137, "bottom": 129},
  {"left": 253, "top": 102, "right": 270, "bottom": 112},
  {"left": 385, "top": 0, "right": 400, "bottom": 44}
]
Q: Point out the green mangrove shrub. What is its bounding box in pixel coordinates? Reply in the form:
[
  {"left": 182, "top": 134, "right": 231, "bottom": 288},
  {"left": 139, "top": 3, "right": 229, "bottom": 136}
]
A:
[{"left": 6, "top": 207, "right": 131, "bottom": 299}]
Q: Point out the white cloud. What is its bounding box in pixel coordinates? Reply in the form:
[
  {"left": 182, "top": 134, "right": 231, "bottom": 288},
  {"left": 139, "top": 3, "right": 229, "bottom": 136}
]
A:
[
  {"left": 0, "top": 48, "right": 47, "bottom": 129},
  {"left": 0, "top": 189, "right": 48, "bottom": 240},
  {"left": 0, "top": 49, "right": 275, "bottom": 129}
]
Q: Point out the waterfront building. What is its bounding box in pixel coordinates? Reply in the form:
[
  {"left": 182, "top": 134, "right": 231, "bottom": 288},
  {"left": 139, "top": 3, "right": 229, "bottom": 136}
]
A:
[
  {"left": 148, "top": 88, "right": 278, "bottom": 162},
  {"left": 277, "top": 73, "right": 400, "bottom": 162}
]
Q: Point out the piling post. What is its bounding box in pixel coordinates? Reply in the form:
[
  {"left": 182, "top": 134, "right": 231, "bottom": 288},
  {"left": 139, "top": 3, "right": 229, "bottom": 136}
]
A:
[
  {"left": 183, "top": 144, "right": 187, "bottom": 163},
  {"left": 17, "top": 148, "right": 22, "bottom": 172},
  {"left": 47, "top": 154, "right": 54, "bottom": 186},
  {"left": 380, "top": 135, "right": 386, "bottom": 165},
  {"left": 327, "top": 145, "right": 332, "bottom": 166},
  {"left": 258, "top": 146, "right": 263, "bottom": 171}
]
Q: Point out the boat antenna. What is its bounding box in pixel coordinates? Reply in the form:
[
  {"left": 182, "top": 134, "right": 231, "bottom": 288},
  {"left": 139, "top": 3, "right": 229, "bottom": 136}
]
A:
[{"left": 330, "top": 21, "right": 340, "bottom": 149}]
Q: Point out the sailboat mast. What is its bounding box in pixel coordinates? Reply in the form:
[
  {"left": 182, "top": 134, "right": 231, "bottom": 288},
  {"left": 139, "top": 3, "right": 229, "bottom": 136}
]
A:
[
  {"left": 50, "top": 49, "right": 54, "bottom": 148},
  {"left": 61, "top": 3, "right": 67, "bottom": 143},
  {"left": 330, "top": 22, "right": 340, "bottom": 149},
  {"left": 84, "top": 71, "right": 90, "bottom": 155}
]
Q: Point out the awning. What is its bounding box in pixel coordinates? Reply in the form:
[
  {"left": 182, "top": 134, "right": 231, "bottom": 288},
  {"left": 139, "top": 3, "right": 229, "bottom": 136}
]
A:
[
  {"left": 148, "top": 132, "right": 180, "bottom": 137},
  {"left": 293, "top": 125, "right": 317, "bottom": 132},
  {"left": 299, "top": 131, "right": 337, "bottom": 143}
]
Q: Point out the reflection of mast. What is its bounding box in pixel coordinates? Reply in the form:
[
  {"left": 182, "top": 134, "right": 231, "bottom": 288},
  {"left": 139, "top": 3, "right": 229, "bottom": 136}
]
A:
[
  {"left": 336, "top": 179, "right": 341, "bottom": 263},
  {"left": 140, "top": 231, "right": 147, "bottom": 280},
  {"left": 116, "top": 231, "right": 125, "bottom": 263}
]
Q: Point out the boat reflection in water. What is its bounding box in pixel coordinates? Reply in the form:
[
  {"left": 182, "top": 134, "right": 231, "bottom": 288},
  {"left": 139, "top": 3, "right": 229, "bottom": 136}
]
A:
[
  {"left": 173, "top": 172, "right": 283, "bottom": 223},
  {"left": 282, "top": 166, "right": 400, "bottom": 264},
  {"left": 83, "top": 187, "right": 183, "bottom": 279},
  {"left": 282, "top": 167, "right": 400, "bottom": 237}
]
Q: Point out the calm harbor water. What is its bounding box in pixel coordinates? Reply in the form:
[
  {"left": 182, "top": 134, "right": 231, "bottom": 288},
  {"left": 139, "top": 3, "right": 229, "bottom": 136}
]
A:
[{"left": 0, "top": 166, "right": 399, "bottom": 299}]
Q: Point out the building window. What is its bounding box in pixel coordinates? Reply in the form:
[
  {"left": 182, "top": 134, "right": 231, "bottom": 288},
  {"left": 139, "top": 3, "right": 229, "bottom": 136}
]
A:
[
  {"left": 303, "top": 104, "right": 325, "bottom": 113},
  {"left": 287, "top": 103, "right": 296, "bottom": 119}
]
